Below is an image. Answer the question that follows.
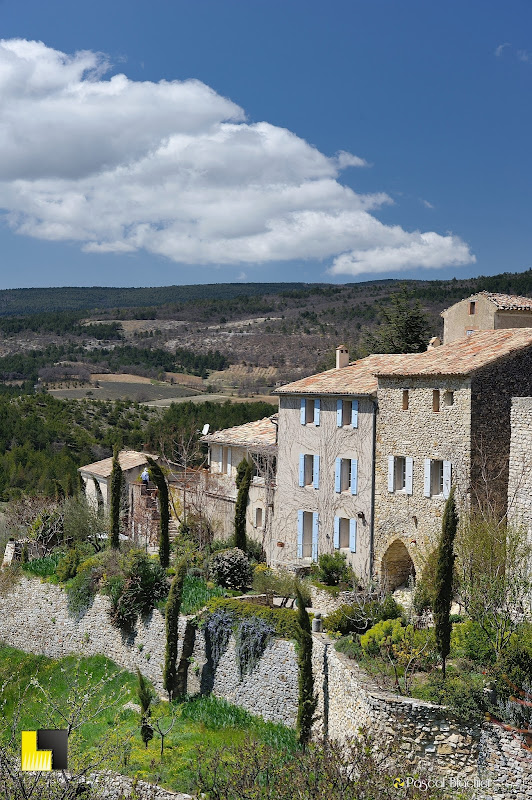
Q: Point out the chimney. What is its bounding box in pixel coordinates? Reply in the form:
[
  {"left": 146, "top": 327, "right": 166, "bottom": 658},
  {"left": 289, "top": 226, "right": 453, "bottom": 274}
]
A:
[
  {"left": 336, "top": 344, "right": 349, "bottom": 369},
  {"left": 427, "top": 336, "right": 441, "bottom": 350}
]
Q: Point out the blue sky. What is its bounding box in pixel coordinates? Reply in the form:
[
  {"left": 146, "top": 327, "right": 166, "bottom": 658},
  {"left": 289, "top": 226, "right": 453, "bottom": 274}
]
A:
[{"left": 0, "top": 0, "right": 531, "bottom": 289}]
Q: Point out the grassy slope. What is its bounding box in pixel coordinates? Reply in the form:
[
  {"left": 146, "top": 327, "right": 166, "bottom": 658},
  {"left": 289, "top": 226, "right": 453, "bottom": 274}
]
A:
[{"left": 0, "top": 644, "right": 296, "bottom": 793}]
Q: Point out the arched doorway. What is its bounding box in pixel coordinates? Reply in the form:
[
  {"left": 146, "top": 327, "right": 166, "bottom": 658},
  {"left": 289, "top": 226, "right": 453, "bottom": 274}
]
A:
[{"left": 381, "top": 540, "right": 415, "bottom": 592}]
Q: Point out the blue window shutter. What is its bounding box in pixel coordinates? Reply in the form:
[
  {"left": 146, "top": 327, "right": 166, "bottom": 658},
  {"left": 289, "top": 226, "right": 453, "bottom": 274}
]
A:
[
  {"left": 424, "top": 459, "right": 431, "bottom": 497},
  {"left": 333, "top": 517, "right": 340, "bottom": 549},
  {"left": 337, "top": 399, "right": 343, "bottom": 427},
  {"left": 349, "top": 518, "right": 357, "bottom": 553},
  {"left": 313, "top": 455, "right": 320, "bottom": 489},
  {"left": 300, "top": 398, "right": 306, "bottom": 425},
  {"left": 351, "top": 399, "right": 359, "bottom": 428},
  {"left": 335, "top": 458, "right": 341, "bottom": 493},
  {"left": 443, "top": 461, "right": 452, "bottom": 499},
  {"left": 297, "top": 511, "right": 304, "bottom": 558},
  {"left": 350, "top": 458, "right": 358, "bottom": 495},
  {"left": 314, "top": 398, "right": 320, "bottom": 426},
  {"left": 405, "top": 457, "right": 413, "bottom": 495},
  {"left": 312, "top": 513, "right": 319, "bottom": 561},
  {"left": 388, "top": 456, "right": 395, "bottom": 493},
  {"left": 299, "top": 454, "right": 305, "bottom": 487}
]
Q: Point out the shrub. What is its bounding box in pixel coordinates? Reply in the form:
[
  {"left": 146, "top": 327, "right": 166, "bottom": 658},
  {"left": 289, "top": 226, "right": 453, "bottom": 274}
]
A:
[
  {"left": 204, "top": 597, "right": 300, "bottom": 640},
  {"left": 209, "top": 547, "right": 252, "bottom": 591},
  {"left": 360, "top": 618, "right": 406, "bottom": 656},
  {"left": 323, "top": 595, "right": 403, "bottom": 636},
  {"left": 450, "top": 620, "right": 495, "bottom": 665},
  {"left": 253, "top": 566, "right": 310, "bottom": 606},
  {"left": 108, "top": 551, "right": 168, "bottom": 629},
  {"left": 317, "top": 552, "right": 349, "bottom": 586},
  {"left": 66, "top": 569, "right": 95, "bottom": 615},
  {"left": 21, "top": 551, "right": 62, "bottom": 578},
  {"left": 56, "top": 548, "right": 81, "bottom": 581},
  {"left": 334, "top": 635, "right": 361, "bottom": 660},
  {"left": 493, "top": 638, "right": 532, "bottom": 727},
  {"left": 181, "top": 574, "right": 226, "bottom": 615},
  {"left": 411, "top": 671, "right": 487, "bottom": 723}
]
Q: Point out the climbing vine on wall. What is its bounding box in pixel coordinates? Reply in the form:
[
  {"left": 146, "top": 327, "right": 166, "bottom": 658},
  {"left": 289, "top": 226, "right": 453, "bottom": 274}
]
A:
[
  {"left": 205, "top": 608, "right": 234, "bottom": 670},
  {"left": 235, "top": 617, "right": 275, "bottom": 678}
]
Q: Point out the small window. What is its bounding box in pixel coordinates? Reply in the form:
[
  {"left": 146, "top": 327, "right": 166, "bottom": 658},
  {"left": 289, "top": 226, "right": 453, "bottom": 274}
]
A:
[
  {"left": 305, "top": 399, "right": 315, "bottom": 424},
  {"left": 443, "top": 391, "right": 454, "bottom": 407},
  {"left": 469, "top": 301, "right": 476, "bottom": 315},
  {"left": 402, "top": 390, "right": 409, "bottom": 411},
  {"left": 432, "top": 390, "right": 440, "bottom": 412},
  {"left": 303, "top": 454, "right": 314, "bottom": 486},
  {"left": 340, "top": 459, "right": 351, "bottom": 492},
  {"left": 339, "top": 518, "right": 350, "bottom": 549},
  {"left": 431, "top": 460, "right": 444, "bottom": 496},
  {"left": 342, "top": 400, "right": 352, "bottom": 426},
  {"left": 255, "top": 507, "right": 263, "bottom": 528},
  {"left": 394, "top": 457, "right": 406, "bottom": 491},
  {"left": 466, "top": 329, "right": 475, "bottom": 336},
  {"left": 302, "top": 511, "right": 313, "bottom": 558}
]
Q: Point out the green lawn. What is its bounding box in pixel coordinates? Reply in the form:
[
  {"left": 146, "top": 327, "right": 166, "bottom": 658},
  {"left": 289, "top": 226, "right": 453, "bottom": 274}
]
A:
[{"left": 0, "top": 644, "right": 297, "bottom": 793}]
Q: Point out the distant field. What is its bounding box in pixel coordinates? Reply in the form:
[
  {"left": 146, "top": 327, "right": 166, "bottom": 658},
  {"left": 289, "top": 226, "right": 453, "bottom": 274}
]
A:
[
  {"left": 144, "top": 392, "right": 277, "bottom": 408},
  {"left": 49, "top": 381, "right": 197, "bottom": 402}
]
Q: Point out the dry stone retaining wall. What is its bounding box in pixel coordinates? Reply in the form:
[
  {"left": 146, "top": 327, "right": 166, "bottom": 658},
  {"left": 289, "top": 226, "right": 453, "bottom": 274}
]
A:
[{"left": 0, "top": 578, "right": 530, "bottom": 798}]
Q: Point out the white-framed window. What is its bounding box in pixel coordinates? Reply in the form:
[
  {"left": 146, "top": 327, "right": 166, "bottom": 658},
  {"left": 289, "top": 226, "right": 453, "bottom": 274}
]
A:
[
  {"left": 388, "top": 456, "right": 413, "bottom": 494},
  {"left": 297, "top": 510, "right": 319, "bottom": 560},
  {"left": 299, "top": 454, "right": 320, "bottom": 488},
  {"left": 300, "top": 397, "right": 320, "bottom": 425},
  {"left": 335, "top": 457, "right": 358, "bottom": 494},
  {"left": 424, "top": 459, "right": 451, "bottom": 498},
  {"left": 222, "top": 446, "right": 232, "bottom": 475},
  {"left": 336, "top": 398, "right": 358, "bottom": 427},
  {"left": 334, "top": 516, "right": 357, "bottom": 552},
  {"left": 255, "top": 507, "right": 263, "bottom": 528}
]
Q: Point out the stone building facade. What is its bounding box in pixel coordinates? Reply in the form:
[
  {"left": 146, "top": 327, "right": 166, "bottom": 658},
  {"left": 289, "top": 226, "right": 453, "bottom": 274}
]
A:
[
  {"left": 441, "top": 291, "right": 532, "bottom": 344},
  {"left": 508, "top": 396, "right": 532, "bottom": 534}
]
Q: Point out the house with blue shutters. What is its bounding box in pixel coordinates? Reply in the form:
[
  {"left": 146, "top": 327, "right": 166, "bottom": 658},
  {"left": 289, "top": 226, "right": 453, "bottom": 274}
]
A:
[{"left": 198, "top": 329, "right": 532, "bottom": 589}]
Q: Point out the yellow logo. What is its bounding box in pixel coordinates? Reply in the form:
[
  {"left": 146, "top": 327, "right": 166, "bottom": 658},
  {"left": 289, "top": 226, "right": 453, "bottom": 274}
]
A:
[
  {"left": 21, "top": 730, "right": 68, "bottom": 771},
  {"left": 394, "top": 777, "right": 405, "bottom": 789}
]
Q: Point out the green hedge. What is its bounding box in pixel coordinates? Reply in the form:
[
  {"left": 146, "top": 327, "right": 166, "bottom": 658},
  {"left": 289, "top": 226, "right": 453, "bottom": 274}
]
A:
[{"left": 203, "top": 597, "right": 300, "bottom": 640}]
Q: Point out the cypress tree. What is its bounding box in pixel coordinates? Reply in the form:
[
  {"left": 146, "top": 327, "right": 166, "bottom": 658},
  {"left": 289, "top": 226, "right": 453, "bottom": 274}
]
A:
[
  {"left": 434, "top": 487, "right": 458, "bottom": 679},
  {"left": 295, "top": 582, "right": 317, "bottom": 747},
  {"left": 146, "top": 456, "right": 170, "bottom": 568},
  {"left": 110, "top": 446, "right": 123, "bottom": 549},
  {"left": 163, "top": 558, "right": 188, "bottom": 700},
  {"left": 136, "top": 668, "right": 154, "bottom": 748},
  {"left": 234, "top": 458, "right": 252, "bottom": 553}
]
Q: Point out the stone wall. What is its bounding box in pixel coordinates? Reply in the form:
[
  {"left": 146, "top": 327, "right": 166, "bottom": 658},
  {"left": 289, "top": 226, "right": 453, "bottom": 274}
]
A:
[
  {"left": 508, "top": 396, "right": 532, "bottom": 534},
  {"left": 373, "top": 376, "right": 472, "bottom": 586},
  {"left": 1, "top": 578, "right": 530, "bottom": 797},
  {"left": 471, "top": 347, "right": 532, "bottom": 519}
]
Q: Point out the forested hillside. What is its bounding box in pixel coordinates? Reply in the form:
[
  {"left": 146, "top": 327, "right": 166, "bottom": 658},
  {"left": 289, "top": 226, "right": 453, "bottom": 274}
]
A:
[{"left": 0, "top": 395, "right": 275, "bottom": 500}]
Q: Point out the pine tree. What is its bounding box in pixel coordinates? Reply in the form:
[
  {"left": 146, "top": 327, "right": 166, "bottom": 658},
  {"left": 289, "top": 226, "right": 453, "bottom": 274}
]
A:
[
  {"left": 163, "top": 558, "right": 187, "bottom": 700},
  {"left": 366, "top": 285, "right": 430, "bottom": 354},
  {"left": 146, "top": 456, "right": 170, "bottom": 568},
  {"left": 110, "top": 446, "right": 122, "bottom": 549},
  {"left": 434, "top": 487, "right": 458, "bottom": 679},
  {"left": 295, "top": 582, "right": 317, "bottom": 747},
  {"left": 136, "top": 668, "right": 154, "bottom": 748},
  {"left": 234, "top": 459, "right": 252, "bottom": 552}
]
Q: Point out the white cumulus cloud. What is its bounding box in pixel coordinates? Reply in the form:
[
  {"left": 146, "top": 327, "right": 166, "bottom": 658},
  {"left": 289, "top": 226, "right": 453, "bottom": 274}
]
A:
[{"left": 0, "top": 39, "right": 475, "bottom": 276}]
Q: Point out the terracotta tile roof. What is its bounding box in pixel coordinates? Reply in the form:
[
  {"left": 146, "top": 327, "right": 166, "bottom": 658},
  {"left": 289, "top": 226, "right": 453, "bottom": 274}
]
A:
[
  {"left": 274, "top": 355, "right": 405, "bottom": 396},
  {"left": 442, "top": 291, "right": 532, "bottom": 316},
  {"left": 479, "top": 291, "right": 532, "bottom": 311},
  {"left": 202, "top": 415, "right": 278, "bottom": 449},
  {"left": 79, "top": 450, "right": 158, "bottom": 478},
  {"left": 372, "top": 329, "right": 532, "bottom": 377}
]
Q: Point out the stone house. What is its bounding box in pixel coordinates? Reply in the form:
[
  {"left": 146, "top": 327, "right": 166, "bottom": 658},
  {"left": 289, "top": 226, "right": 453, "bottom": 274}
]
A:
[
  {"left": 441, "top": 291, "right": 532, "bottom": 343},
  {"left": 270, "top": 330, "right": 532, "bottom": 587},
  {"left": 79, "top": 450, "right": 159, "bottom": 513},
  {"left": 198, "top": 415, "right": 277, "bottom": 552},
  {"left": 507, "top": 396, "right": 532, "bottom": 536}
]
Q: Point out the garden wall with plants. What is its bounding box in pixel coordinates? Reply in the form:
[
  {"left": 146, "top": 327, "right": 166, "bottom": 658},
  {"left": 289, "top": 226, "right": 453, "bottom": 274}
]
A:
[{"left": 0, "top": 577, "right": 530, "bottom": 798}]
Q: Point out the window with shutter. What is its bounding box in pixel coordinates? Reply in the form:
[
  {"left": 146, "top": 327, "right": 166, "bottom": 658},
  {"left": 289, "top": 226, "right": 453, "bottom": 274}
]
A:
[
  {"left": 312, "top": 513, "right": 319, "bottom": 561},
  {"left": 313, "top": 455, "right": 320, "bottom": 489},
  {"left": 333, "top": 516, "right": 340, "bottom": 549},
  {"left": 350, "top": 458, "right": 358, "bottom": 495},
  {"left": 349, "top": 518, "right": 357, "bottom": 553}
]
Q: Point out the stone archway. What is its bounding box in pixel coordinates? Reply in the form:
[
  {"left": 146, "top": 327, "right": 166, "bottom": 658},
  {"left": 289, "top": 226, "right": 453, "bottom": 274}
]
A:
[{"left": 381, "top": 540, "right": 415, "bottom": 592}]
